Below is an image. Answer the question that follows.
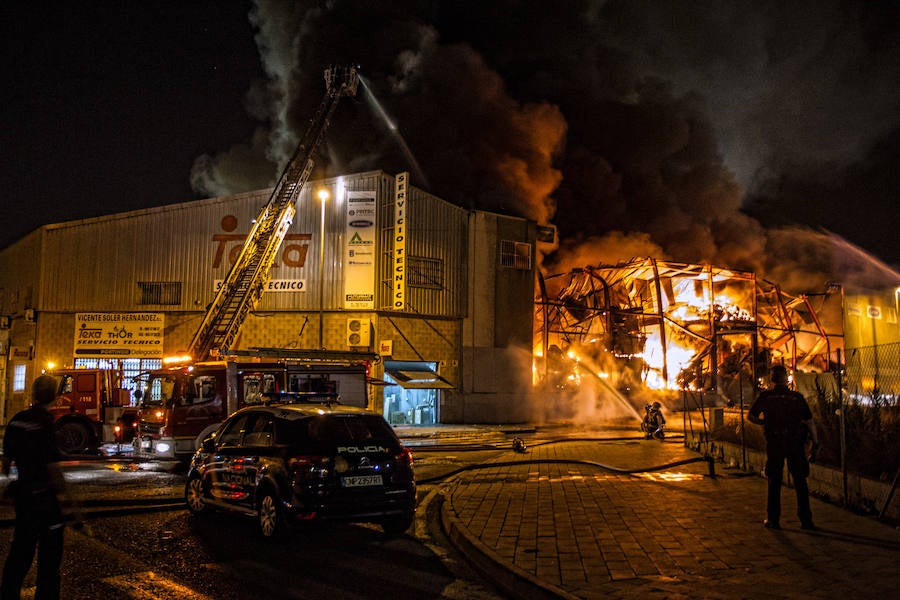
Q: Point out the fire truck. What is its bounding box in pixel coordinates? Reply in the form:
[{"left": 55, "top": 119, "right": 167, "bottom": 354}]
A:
[
  {"left": 133, "top": 354, "right": 371, "bottom": 459},
  {"left": 133, "top": 66, "right": 370, "bottom": 460},
  {"left": 47, "top": 367, "right": 138, "bottom": 456}
]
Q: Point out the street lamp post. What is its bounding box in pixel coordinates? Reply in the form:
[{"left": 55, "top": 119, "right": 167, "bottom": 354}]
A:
[{"left": 317, "top": 188, "right": 329, "bottom": 350}]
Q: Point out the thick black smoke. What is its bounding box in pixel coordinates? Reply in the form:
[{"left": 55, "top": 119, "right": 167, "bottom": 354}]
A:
[
  {"left": 191, "top": 0, "right": 566, "bottom": 226},
  {"left": 191, "top": 0, "right": 900, "bottom": 292}
]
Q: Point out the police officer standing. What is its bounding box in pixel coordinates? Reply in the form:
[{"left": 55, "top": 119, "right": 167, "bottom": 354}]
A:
[
  {"left": 748, "top": 364, "right": 819, "bottom": 531},
  {"left": 1, "top": 375, "right": 74, "bottom": 599}
]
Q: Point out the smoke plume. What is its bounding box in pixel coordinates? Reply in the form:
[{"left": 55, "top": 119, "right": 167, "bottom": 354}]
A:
[{"left": 191, "top": 0, "right": 900, "bottom": 294}]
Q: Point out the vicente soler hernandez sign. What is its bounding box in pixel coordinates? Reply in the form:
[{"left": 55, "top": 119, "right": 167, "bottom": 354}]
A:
[{"left": 74, "top": 313, "right": 164, "bottom": 358}]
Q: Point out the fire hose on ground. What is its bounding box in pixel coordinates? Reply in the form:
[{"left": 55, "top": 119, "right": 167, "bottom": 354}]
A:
[
  {"left": 414, "top": 434, "right": 716, "bottom": 486},
  {"left": 1, "top": 434, "right": 715, "bottom": 529}
]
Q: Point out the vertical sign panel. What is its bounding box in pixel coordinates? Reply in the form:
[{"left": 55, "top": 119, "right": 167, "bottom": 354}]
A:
[
  {"left": 343, "top": 191, "right": 376, "bottom": 309},
  {"left": 393, "top": 172, "right": 408, "bottom": 311}
]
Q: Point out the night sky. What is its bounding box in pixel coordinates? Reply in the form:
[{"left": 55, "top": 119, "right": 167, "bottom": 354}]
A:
[{"left": 3, "top": 1, "right": 899, "bottom": 292}]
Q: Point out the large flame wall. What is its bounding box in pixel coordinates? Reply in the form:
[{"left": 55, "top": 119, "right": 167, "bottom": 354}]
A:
[{"left": 535, "top": 258, "right": 841, "bottom": 398}]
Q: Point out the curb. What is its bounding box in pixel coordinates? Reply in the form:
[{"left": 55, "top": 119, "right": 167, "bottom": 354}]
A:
[{"left": 437, "top": 483, "right": 580, "bottom": 600}]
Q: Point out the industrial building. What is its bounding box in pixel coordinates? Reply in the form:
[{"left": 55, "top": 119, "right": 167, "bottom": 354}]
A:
[{"left": 0, "top": 170, "right": 541, "bottom": 426}]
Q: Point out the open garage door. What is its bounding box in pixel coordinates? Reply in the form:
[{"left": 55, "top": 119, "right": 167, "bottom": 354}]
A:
[{"left": 382, "top": 361, "right": 452, "bottom": 426}]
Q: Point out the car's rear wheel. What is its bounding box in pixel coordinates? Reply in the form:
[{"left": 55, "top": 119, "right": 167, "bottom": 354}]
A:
[
  {"left": 381, "top": 512, "right": 414, "bottom": 536},
  {"left": 258, "top": 491, "right": 285, "bottom": 538},
  {"left": 185, "top": 476, "right": 207, "bottom": 515}
]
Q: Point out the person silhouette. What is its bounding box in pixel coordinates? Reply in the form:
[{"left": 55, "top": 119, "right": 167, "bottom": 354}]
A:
[
  {"left": 748, "top": 365, "right": 819, "bottom": 530},
  {"left": 1, "top": 375, "right": 79, "bottom": 599}
]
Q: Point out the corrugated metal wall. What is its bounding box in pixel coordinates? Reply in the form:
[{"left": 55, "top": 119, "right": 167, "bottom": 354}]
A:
[
  {"left": 37, "top": 189, "right": 271, "bottom": 312},
  {"left": 306, "top": 171, "right": 385, "bottom": 313},
  {"left": 0, "top": 230, "right": 42, "bottom": 316},
  {"left": 29, "top": 170, "right": 467, "bottom": 319},
  {"left": 377, "top": 175, "right": 468, "bottom": 317}
]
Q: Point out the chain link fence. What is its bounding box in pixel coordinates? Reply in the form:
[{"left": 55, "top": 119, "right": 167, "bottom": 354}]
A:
[
  {"left": 683, "top": 343, "right": 900, "bottom": 489},
  {"left": 844, "top": 341, "right": 900, "bottom": 400},
  {"left": 813, "top": 343, "right": 900, "bottom": 482}
]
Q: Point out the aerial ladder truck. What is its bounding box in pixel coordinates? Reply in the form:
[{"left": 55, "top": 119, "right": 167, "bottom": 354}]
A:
[
  {"left": 190, "top": 65, "right": 360, "bottom": 360},
  {"left": 134, "top": 66, "right": 364, "bottom": 459}
]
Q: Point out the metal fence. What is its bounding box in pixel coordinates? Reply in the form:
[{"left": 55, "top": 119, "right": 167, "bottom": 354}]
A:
[
  {"left": 844, "top": 341, "right": 900, "bottom": 401},
  {"left": 682, "top": 343, "right": 900, "bottom": 505}
]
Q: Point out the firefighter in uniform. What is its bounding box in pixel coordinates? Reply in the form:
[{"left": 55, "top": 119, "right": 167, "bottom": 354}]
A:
[
  {"left": 748, "top": 365, "right": 819, "bottom": 530},
  {"left": 1, "top": 375, "right": 75, "bottom": 599}
]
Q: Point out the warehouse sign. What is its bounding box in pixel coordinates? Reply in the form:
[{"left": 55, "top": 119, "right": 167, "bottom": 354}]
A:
[
  {"left": 214, "top": 279, "right": 306, "bottom": 292},
  {"left": 211, "top": 222, "right": 311, "bottom": 269},
  {"left": 343, "top": 191, "right": 376, "bottom": 309},
  {"left": 393, "top": 172, "right": 408, "bottom": 310},
  {"left": 74, "top": 313, "right": 164, "bottom": 358}
]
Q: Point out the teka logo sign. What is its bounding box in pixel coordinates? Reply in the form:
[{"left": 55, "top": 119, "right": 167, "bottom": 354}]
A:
[{"left": 211, "top": 214, "right": 311, "bottom": 268}]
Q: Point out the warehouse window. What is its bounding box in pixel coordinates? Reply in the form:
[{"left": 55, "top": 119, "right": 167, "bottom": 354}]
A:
[
  {"left": 500, "top": 241, "right": 531, "bottom": 270},
  {"left": 74, "top": 358, "right": 162, "bottom": 397},
  {"left": 408, "top": 256, "right": 443, "bottom": 290},
  {"left": 138, "top": 282, "right": 181, "bottom": 305},
  {"left": 13, "top": 363, "right": 26, "bottom": 392}
]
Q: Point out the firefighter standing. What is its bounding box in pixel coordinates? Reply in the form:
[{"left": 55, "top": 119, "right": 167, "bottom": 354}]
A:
[
  {"left": 748, "top": 365, "right": 819, "bottom": 530},
  {"left": 1, "top": 375, "right": 75, "bottom": 599}
]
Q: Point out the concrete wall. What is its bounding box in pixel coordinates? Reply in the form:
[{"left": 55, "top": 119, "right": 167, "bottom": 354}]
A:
[{"left": 448, "top": 211, "right": 536, "bottom": 424}]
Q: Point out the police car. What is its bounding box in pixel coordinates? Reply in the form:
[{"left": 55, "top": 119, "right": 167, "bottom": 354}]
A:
[{"left": 184, "top": 400, "right": 416, "bottom": 538}]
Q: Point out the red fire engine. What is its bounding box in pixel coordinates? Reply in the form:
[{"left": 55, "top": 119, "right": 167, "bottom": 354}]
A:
[
  {"left": 47, "top": 367, "right": 138, "bottom": 455},
  {"left": 133, "top": 356, "right": 370, "bottom": 459},
  {"left": 132, "top": 66, "right": 371, "bottom": 460}
]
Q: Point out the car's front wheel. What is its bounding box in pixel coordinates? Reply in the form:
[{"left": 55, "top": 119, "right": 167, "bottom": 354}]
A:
[
  {"left": 258, "top": 491, "right": 285, "bottom": 538},
  {"left": 185, "top": 476, "right": 207, "bottom": 515}
]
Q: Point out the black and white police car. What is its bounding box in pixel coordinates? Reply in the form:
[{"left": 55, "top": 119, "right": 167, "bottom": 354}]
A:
[{"left": 184, "top": 400, "right": 416, "bottom": 538}]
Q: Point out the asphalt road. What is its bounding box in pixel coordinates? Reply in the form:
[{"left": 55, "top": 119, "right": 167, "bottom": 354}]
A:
[{"left": 0, "top": 446, "right": 511, "bottom": 599}]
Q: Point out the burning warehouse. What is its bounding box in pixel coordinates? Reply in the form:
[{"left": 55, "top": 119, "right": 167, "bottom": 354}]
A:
[
  {"left": 535, "top": 258, "right": 842, "bottom": 406},
  {"left": 3, "top": 189, "right": 896, "bottom": 431}
]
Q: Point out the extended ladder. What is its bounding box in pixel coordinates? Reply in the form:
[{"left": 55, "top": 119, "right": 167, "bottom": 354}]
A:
[{"left": 188, "top": 66, "right": 360, "bottom": 360}]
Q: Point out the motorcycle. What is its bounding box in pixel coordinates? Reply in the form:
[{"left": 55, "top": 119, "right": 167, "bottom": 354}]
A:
[{"left": 640, "top": 402, "right": 666, "bottom": 440}]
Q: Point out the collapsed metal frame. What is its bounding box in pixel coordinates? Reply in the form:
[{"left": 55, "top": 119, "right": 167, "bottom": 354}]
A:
[{"left": 535, "top": 257, "right": 834, "bottom": 398}]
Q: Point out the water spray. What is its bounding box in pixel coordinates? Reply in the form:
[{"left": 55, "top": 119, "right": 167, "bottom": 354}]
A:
[
  {"left": 570, "top": 351, "right": 643, "bottom": 420},
  {"left": 357, "top": 74, "right": 430, "bottom": 188}
]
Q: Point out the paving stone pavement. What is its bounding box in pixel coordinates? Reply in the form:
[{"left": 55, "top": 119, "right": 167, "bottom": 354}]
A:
[{"left": 440, "top": 437, "right": 900, "bottom": 599}]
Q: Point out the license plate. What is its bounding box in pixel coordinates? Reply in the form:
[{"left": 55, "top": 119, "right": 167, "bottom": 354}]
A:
[
  {"left": 342, "top": 475, "right": 382, "bottom": 488},
  {"left": 140, "top": 439, "right": 151, "bottom": 450}
]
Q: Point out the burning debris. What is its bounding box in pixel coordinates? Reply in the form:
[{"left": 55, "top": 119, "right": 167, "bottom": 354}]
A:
[{"left": 535, "top": 257, "right": 840, "bottom": 404}]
